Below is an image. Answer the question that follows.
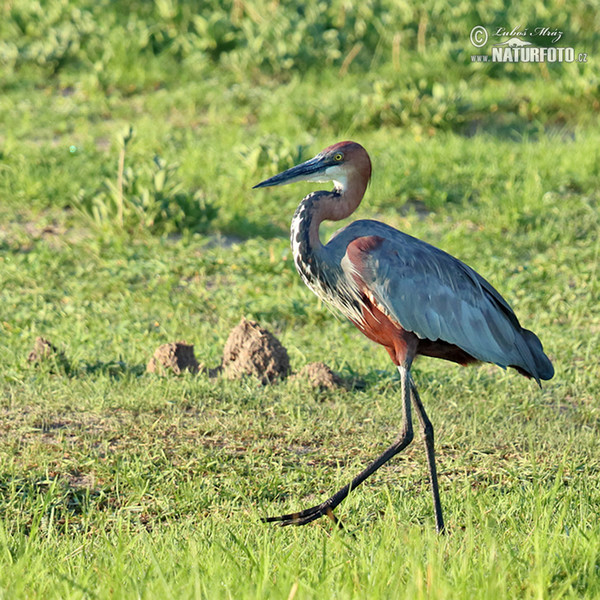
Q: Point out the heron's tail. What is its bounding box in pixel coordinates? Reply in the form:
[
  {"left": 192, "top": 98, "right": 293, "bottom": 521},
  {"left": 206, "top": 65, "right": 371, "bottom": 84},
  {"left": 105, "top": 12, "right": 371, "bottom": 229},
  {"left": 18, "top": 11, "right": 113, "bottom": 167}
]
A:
[{"left": 519, "top": 328, "right": 554, "bottom": 384}]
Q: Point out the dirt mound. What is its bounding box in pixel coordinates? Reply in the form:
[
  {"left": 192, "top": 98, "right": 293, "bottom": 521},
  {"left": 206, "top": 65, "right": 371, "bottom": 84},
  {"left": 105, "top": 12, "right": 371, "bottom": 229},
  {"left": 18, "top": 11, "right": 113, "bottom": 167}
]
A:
[
  {"left": 290, "top": 361, "right": 344, "bottom": 390},
  {"left": 222, "top": 318, "right": 290, "bottom": 384},
  {"left": 27, "top": 337, "right": 70, "bottom": 370},
  {"left": 147, "top": 342, "right": 199, "bottom": 375}
]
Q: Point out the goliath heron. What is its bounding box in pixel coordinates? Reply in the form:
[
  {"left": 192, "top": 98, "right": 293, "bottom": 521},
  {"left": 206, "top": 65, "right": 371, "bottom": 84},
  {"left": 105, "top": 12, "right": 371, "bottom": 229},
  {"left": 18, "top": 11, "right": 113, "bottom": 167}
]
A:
[{"left": 254, "top": 141, "right": 553, "bottom": 532}]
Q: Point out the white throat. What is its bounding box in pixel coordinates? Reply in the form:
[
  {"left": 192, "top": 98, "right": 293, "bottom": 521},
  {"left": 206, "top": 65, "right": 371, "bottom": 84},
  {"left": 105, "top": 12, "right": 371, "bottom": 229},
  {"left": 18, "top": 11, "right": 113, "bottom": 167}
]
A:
[{"left": 326, "top": 166, "right": 347, "bottom": 191}]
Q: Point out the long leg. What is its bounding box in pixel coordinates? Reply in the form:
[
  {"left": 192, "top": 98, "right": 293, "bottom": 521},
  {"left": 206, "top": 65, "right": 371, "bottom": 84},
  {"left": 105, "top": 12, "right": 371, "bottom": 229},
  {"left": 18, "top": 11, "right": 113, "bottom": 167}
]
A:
[
  {"left": 409, "top": 377, "right": 445, "bottom": 533},
  {"left": 264, "top": 364, "right": 415, "bottom": 526}
]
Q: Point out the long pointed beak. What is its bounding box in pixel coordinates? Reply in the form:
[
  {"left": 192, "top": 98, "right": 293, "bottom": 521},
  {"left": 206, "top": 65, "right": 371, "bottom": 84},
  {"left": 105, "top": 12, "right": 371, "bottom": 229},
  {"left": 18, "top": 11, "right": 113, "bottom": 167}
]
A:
[{"left": 253, "top": 155, "right": 327, "bottom": 189}]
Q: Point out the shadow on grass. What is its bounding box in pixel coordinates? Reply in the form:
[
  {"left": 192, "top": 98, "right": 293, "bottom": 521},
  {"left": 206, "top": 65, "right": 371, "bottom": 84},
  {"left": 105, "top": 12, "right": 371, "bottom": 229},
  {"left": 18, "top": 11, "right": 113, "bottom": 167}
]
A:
[
  {"left": 34, "top": 359, "right": 147, "bottom": 380},
  {"left": 79, "top": 360, "right": 147, "bottom": 379}
]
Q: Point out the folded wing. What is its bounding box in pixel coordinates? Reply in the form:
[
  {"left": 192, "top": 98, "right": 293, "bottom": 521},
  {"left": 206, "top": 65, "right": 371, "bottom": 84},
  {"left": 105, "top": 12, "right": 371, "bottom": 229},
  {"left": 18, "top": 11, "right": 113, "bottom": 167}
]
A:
[{"left": 339, "top": 226, "right": 553, "bottom": 383}]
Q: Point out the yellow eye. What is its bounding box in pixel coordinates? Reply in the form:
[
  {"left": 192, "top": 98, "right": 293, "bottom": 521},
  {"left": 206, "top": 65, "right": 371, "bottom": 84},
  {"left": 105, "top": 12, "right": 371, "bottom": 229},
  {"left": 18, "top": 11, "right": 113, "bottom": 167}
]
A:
[{"left": 333, "top": 152, "right": 343, "bottom": 162}]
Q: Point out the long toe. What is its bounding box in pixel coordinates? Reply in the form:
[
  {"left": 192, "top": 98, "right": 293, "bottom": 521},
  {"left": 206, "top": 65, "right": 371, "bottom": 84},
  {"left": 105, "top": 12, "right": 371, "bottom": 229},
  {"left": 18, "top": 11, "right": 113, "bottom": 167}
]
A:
[{"left": 263, "top": 502, "right": 331, "bottom": 526}]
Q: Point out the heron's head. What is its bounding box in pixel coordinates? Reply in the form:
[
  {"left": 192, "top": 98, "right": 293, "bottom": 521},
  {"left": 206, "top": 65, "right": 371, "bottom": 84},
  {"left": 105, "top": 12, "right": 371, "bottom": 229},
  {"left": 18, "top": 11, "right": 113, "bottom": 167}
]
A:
[{"left": 253, "top": 141, "right": 371, "bottom": 193}]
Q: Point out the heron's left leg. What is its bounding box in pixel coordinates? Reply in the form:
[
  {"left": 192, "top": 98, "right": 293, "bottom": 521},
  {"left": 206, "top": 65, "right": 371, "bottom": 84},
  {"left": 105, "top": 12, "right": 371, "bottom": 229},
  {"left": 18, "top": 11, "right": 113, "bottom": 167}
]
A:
[
  {"left": 410, "top": 377, "right": 445, "bottom": 533},
  {"left": 263, "top": 363, "right": 415, "bottom": 527}
]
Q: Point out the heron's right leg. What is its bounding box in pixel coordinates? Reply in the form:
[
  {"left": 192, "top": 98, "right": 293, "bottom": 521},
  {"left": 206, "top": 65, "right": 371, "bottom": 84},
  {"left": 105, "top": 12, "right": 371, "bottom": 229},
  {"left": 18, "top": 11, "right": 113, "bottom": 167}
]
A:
[
  {"left": 409, "top": 378, "right": 445, "bottom": 533},
  {"left": 263, "top": 364, "right": 415, "bottom": 527}
]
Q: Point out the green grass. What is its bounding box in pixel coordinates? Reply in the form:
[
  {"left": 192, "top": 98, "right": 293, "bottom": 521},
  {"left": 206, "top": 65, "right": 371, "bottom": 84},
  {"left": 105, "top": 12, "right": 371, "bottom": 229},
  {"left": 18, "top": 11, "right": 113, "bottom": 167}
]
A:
[{"left": 1, "top": 0, "right": 600, "bottom": 597}]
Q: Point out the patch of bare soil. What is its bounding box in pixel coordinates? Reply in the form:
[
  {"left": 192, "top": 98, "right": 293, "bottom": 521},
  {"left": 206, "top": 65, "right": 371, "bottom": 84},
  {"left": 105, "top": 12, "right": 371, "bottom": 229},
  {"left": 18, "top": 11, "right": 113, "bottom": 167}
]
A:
[
  {"left": 222, "top": 318, "right": 290, "bottom": 384},
  {"left": 146, "top": 342, "right": 199, "bottom": 375},
  {"left": 290, "top": 361, "right": 344, "bottom": 390},
  {"left": 0, "top": 211, "right": 89, "bottom": 253}
]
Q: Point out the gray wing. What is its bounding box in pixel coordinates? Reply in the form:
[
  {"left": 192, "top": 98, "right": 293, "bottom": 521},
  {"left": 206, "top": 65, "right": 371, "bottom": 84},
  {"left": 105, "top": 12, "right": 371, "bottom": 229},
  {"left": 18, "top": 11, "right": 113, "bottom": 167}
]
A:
[{"left": 337, "top": 221, "right": 546, "bottom": 379}]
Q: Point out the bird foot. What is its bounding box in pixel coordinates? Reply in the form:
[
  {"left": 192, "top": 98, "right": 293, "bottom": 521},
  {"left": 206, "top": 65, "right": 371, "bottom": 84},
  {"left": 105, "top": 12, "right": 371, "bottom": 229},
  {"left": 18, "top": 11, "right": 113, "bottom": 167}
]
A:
[{"left": 263, "top": 502, "right": 343, "bottom": 528}]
